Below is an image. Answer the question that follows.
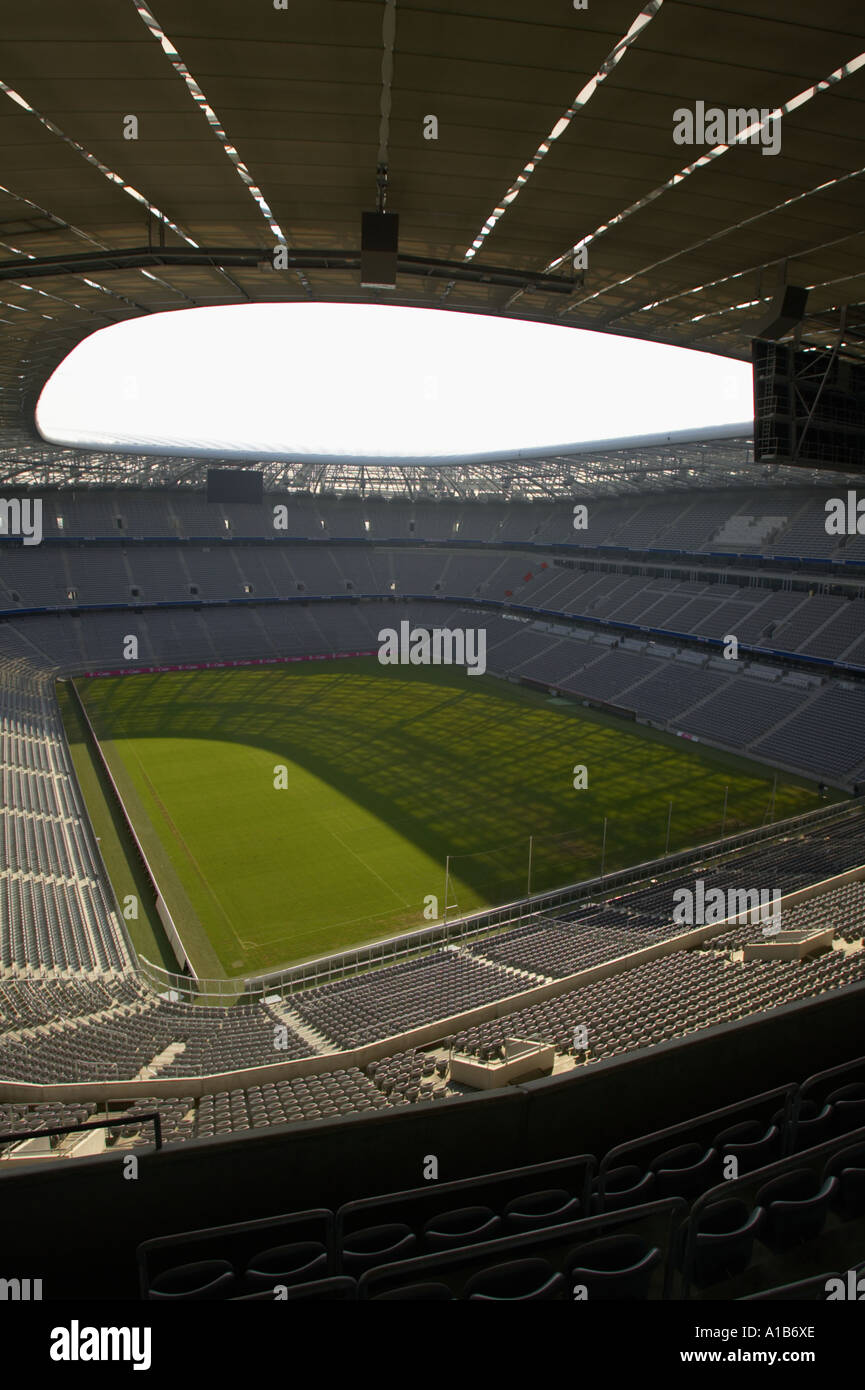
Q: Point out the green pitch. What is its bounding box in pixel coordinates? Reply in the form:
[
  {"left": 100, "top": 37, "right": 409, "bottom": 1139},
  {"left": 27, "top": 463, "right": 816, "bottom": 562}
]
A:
[{"left": 75, "top": 659, "right": 833, "bottom": 979}]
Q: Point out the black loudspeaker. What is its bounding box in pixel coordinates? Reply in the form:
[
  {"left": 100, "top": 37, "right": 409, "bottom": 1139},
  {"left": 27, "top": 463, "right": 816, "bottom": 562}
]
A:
[
  {"left": 361, "top": 211, "right": 399, "bottom": 288},
  {"left": 749, "top": 284, "right": 809, "bottom": 340}
]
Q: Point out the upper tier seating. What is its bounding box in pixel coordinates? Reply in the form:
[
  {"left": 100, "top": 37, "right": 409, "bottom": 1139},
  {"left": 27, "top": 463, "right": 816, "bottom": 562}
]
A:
[{"left": 21, "top": 485, "right": 865, "bottom": 562}]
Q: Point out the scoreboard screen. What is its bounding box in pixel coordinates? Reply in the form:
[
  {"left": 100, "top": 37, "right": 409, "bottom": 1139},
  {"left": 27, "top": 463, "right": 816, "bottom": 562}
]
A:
[{"left": 206, "top": 468, "right": 264, "bottom": 504}]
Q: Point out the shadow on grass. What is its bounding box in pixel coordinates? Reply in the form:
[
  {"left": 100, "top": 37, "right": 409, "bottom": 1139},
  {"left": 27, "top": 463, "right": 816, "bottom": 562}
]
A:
[{"left": 78, "top": 660, "right": 830, "bottom": 923}]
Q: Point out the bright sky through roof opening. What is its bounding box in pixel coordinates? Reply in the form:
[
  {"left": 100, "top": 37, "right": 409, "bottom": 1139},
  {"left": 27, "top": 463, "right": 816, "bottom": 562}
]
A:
[{"left": 36, "top": 303, "right": 752, "bottom": 462}]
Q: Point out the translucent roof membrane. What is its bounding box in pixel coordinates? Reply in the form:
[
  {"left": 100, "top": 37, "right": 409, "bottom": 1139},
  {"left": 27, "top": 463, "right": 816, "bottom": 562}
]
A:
[
  {"left": 548, "top": 47, "right": 865, "bottom": 276},
  {"left": 464, "top": 1, "right": 665, "bottom": 261},
  {"left": 36, "top": 302, "right": 752, "bottom": 464}
]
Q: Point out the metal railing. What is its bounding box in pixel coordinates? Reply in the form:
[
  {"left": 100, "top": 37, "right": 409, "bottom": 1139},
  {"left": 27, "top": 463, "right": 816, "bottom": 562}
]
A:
[{"left": 0, "top": 1111, "right": 163, "bottom": 1153}]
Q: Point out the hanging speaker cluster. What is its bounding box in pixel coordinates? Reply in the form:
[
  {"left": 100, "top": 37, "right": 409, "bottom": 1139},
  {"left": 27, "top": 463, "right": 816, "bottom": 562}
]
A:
[
  {"left": 361, "top": 211, "right": 399, "bottom": 288},
  {"left": 748, "top": 284, "right": 809, "bottom": 341}
]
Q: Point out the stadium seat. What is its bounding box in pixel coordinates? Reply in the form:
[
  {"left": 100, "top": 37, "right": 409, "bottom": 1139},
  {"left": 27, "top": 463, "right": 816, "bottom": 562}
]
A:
[
  {"left": 681, "top": 1199, "right": 765, "bottom": 1289},
  {"left": 790, "top": 1100, "right": 835, "bottom": 1151},
  {"left": 823, "top": 1143, "right": 865, "bottom": 1218},
  {"left": 593, "top": 1165, "right": 655, "bottom": 1214},
  {"left": 422, "top": 1206, "right": 502, "bottom": 1251},
  {"left": 567, "top": 1234, "right": 661, "bottom": 1300},
  {"left": 714, "top": 1120, "right": 783, "bottom": 1173},
  {"left": 371, "top": 1281, "right": 455, "bottom": 1300},
  {"left": 464, "top": 1258, "right": 566, "bottom": 1301},
  {"left": 649, "top": 1144, "right": 720, "bottom": 1199},
  {"left": 503, "top": 1188, "right": 581, "bottom": 1231},
  {"left": 755, "top": 1170, "right": 838, "bottom": 1250},
  {"left": 147, "top": 1259, "right": 235, "bottom": 1301},
  {"left": 827, "top": 1083, "right": 865, "bottom": 1137},
  {"left": 340, "top": 1223, "right": 416, "bottom": 1272},
  {"left": 243, "top": 1241, "right": 329, "bottom": 1290}
]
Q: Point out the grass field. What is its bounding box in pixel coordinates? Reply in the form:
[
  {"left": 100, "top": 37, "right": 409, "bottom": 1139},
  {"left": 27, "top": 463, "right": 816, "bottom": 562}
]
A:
[{"left": 73, "top": 659, "right": 836, "bottom": 978}]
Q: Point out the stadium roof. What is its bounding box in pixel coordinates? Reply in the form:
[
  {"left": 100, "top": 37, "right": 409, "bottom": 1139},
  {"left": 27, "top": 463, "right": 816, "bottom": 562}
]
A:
[
  {"left": 1, "top": 0, "right": 864, "bottom": 490},
  {"left": 4, "top": 424, "right": 861, "bottom": 500}
]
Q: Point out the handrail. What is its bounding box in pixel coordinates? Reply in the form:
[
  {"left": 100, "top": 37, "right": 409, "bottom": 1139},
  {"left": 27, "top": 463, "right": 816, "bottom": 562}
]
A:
[{"left": 0, "top": 1111, "right": 163, "bottom": 1151}]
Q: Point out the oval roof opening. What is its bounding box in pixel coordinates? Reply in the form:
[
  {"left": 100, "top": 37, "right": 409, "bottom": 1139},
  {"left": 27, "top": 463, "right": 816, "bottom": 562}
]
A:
[{"left": 36, "top": 302, "right": 752, "bottom": 464}]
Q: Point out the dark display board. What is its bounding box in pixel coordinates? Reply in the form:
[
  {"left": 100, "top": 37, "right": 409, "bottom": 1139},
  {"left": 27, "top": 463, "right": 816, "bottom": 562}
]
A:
[{"left": 206, "top": 468, "right": 264, "bottom": 504}]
